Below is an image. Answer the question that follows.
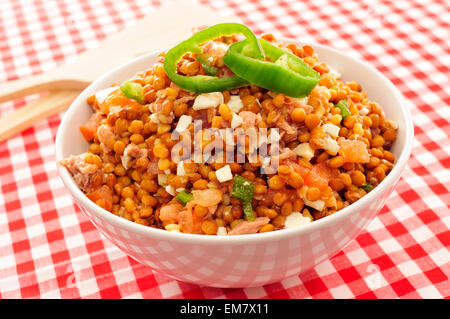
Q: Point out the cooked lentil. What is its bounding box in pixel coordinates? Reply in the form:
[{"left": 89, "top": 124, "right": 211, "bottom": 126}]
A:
[{"left": 60, "top": 32, "right": 397, "bottom": 235}]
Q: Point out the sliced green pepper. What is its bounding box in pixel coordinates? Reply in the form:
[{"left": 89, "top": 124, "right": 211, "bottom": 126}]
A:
[
  {"left": 335, "top": 99, "right": 350, "bottom": 118},
  {"left": 223, "top": 39, "right": 320, "bottom": 97},
  {"left": 176, "top": 190, "right": 194, "bottom": 205},
  {"left": 120, "top": 80, "right": 145, "bottom": 104},
  {"left": 195, "top": 54, "right": 218, "bottom": 76},
  {"left": 243, "top": 201, "right": 255, "bottom": 221},
  {"left": 163, "top": 23, "right": 264, "bottom": 94},
  {"left": 231, "top": 175, "right": 255, "bottom": 202}
]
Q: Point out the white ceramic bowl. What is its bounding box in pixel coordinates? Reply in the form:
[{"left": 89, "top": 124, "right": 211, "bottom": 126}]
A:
[{"left": 56, "top": 38, "right": 413, "bottom": 288}]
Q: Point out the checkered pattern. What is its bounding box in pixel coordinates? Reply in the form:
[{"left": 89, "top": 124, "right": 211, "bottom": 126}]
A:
[{"left": 0, "top": 0, "right": 448, "bottom": 298}]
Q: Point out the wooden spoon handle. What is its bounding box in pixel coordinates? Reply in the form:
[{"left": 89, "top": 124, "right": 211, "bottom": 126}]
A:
[
  {"left": 0, "top": 90, "right": 80, "bottom": 142},
  {"left": 0, "top": 70, "right": 88, "bottom": 103}
]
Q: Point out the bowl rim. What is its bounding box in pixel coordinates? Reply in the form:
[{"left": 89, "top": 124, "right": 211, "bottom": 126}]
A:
[{"left": 55, "top": 37, "right": 414, "bottom": 245}]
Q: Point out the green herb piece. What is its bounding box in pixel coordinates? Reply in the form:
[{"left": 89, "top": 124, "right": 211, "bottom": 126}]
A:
[
  {"left": 231, "top": 175, "right": 255, "bottom": 203},
  {"left": 335, "top": 99, "right": 350, "bottom": 118},
  {"left": 176, "top": 190, "right": 194, "bottom": 205},
  {"left": 243, "top": 201, "right": 255, "bottom": 221},
  {"left": 120, "top": 80, "right": 145, "bottom": 104},
  {"left": 361, "top": 183, "right": 374, "bottom": 192}
]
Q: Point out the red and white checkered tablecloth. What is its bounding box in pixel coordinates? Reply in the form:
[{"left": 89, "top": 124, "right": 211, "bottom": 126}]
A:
[{"left": 0, "top": 0, "right": 449, "bottom": 299}]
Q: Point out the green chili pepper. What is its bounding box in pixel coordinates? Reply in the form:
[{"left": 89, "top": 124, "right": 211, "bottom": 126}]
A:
[
  {"left": 335, "top": 99, "right": 350, "bottom": 118},
  {"left": 120, "top": 80, "right": 145, "bottom": 104},
  {"left": 195, "top": 54, "right": 218, "bottom": 76},
  {"left": 223, "top": 39, "right": 321, "bottom": 97},
  {"left": 176, "top": 190, "right": 194, "bottom": 205},
  {"left": 361, "top": 183, "right": 374, "bottom": 192},
  {"left": 231, "top": 175, "right": 255, "bottom": 203},
  {"left": 163, "top": 23, "right": 264, "bottom": 94},
  {"left": 243, "top": 201, "right": 255, "bottom": 221}
]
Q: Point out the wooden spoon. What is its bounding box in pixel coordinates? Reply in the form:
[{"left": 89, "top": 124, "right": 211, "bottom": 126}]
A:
[{"left": 0, "top": 90, "right": 80, "bottom": 141}]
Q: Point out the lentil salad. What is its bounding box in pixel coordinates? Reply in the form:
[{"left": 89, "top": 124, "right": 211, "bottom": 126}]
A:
[{"left": 59, "top": 24, "right": 398, "bottom": 236}]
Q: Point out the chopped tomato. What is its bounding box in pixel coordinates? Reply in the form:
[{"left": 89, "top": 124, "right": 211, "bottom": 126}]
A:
[
  {"left": 338, "top": 138, "right": 370, "bottom": 163},
  {"left": 86, "top": 185, "right": 113, "bottom": 211},
  {"left": 178, "top": 208, "right": 203, "bottom": 234},
  {"left": 192, "top": 188, "right": 223, "bottom": 207},
  {"left": 172, "top": 189, "right": 222, "bottom": 234},
  {"left": 304, "top": 161, "right": 339, "bottom": 190},
  {"left": 159, "top": 203, "right": 184, "bottom": 225},
  {"left": 285, "top": 160, "right": 310, "bottom": 179},
  {"left": 79, "top": 113, "right": 103, "bottom": 142}
]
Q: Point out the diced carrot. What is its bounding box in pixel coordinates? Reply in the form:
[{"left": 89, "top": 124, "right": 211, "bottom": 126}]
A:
[
  {"left": 79, "top": 113, "right": 103, "bottom": 142},
  {"left": 338, "top": 138, "right": 370, "bottom": 163},
  {"left": 86, "top": 185, "right": 113, "bottom": 211},
  {"left": 79, "top": 126, "right": 94, "bottom": 142}
]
